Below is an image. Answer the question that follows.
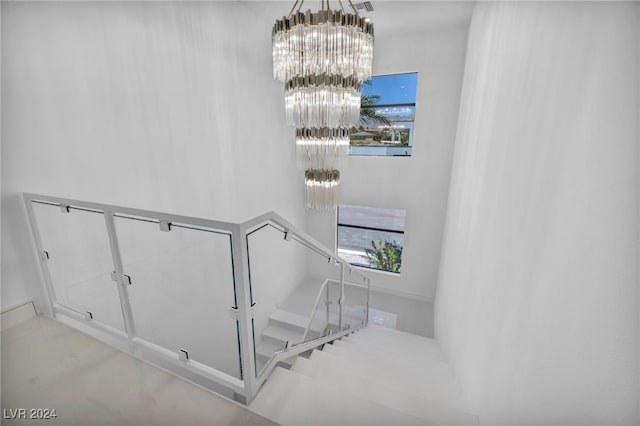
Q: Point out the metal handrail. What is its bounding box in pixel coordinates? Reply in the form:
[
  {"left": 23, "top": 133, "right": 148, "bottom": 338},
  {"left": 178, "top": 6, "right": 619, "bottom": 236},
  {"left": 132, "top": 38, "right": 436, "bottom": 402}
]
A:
[
  {"left": 241, "top": 211, "right": 371, "bottom": 287},
  {"left": 25, "top": 193, "right": 237, "bottom": 233}
]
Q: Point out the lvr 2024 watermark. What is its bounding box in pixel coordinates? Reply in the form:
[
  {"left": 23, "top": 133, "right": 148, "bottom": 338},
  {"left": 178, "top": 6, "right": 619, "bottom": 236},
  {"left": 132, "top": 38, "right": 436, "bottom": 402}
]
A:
[{"left": 3, "top": 408, "right": 58, "bottom": 420}]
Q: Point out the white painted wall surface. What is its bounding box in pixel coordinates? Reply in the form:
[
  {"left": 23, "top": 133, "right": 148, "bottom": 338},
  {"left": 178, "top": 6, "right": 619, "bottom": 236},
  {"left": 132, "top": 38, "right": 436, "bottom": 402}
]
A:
[
  {"left": 435, "top": 2, "right": 639, "bottom": 424},
  {"left": 1, "top": 2, "right": 306, "bottom": 311},
  {"left": 305, "top": 9, "right": 471, "bottom": 337},
  {"left": 637, "top": 2, "right": 640, "bottom": 418}
]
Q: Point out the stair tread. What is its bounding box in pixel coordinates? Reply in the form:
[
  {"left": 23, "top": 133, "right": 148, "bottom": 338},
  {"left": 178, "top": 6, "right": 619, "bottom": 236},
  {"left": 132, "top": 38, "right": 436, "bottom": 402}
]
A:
[
  {"left": 270, "top": 309, "right": 313, "bottom": 331},
  {"left": 321, "top": 344, "right": 461, "bottom": 396},
  {"left": 338, "top": 334, "right": 447, "bottom": 363},
  {"left": 262, "top": 324, "right": 305, "bottom": 345},
  {"left": 345, "top": 338, "right": 445, "bottom": 361},
  {"left": 309, "top": 348, "right": 468, "bottom": 411},
  {"left": 250, "top": 367, "right": 434, "bottom": 426},
  {"left": 292, "top": 356, "right": 478, "bottom": 425},
  {"left": 356, "top": 326, "right": 442, "bottom": 351},
  {"left": 332, "top": 339, "right": 453, "bottom": 379}
]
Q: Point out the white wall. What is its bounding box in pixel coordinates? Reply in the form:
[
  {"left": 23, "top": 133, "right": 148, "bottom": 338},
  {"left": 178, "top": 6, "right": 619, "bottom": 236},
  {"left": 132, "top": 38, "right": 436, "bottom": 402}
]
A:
[
  {"left": 1, "top": 2, "right": 306, "bottom": 313},
  {"left": 435, "top": 2, "right": 639, "bottom": 424},
  {"left": 637, "top": 3, "right": 640, "bottom": 418},
  {"left": 306, "top": 10, "right": 471, "bottom": 337}
]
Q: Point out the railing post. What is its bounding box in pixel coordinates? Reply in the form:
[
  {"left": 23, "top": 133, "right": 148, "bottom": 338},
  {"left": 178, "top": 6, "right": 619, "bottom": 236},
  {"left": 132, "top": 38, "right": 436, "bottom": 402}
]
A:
[
  {"left": 339, "top": 264, "right": 345, "bottom": 330},
  {"left": 326, "top": 282, "right": 330, "bottom": 325},
  {"left": 231, "top": 224, "right": 257, "bottom": 403},
  {"left": 22, "top": 196, "right": 56, "bottom": 317},
  {"left": 366, "top": 278, "right": 371, "bottom": 326},
  {"left": 104, "top": 211, "right": 136, "bottom": 338}
]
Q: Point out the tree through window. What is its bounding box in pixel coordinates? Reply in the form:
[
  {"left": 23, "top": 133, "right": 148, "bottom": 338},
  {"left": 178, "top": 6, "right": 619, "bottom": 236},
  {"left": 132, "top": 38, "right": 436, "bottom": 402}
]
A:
[{"left": 337, "top": 204, "right": 406, "bottom": 273}]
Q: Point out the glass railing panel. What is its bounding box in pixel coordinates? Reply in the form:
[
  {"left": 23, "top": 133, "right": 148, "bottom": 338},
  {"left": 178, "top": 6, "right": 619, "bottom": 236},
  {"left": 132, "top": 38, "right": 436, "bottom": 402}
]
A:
[
  {"left": 342, "top": 282, "right": 368, "bottom": 330},
  {"left": 246, "top": 224, "right": 307, "bottom": 375},
  {"left": 114, "top": 216, "right": 242, "bottom": 379},
  {"left": 31, "top": 202, "right": 125, "bottom": 332},
  {"left": 325, "top": 280, "right": 343, "bottom": 333},
  {"left": 294, "top": 278, "right": 340, "bottom": 345},
  {"left": 246, "top": 223, "right": 343, "bottom": 376}
]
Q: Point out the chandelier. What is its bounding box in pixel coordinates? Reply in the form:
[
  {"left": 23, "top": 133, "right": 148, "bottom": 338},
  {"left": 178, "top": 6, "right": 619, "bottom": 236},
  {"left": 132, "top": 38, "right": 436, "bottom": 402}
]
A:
[{"left": 272, "top": 0, "right": 374, "bottom": 210}]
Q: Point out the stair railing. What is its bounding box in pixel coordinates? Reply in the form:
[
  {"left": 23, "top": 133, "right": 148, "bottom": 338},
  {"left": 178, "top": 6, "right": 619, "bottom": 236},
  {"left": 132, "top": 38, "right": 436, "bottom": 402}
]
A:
[
  {"left": 23, "top": 193, "right": 371, "bottom": 405},
  {"left": 301, "top": 278, "right": 370, "bottom": 342}
]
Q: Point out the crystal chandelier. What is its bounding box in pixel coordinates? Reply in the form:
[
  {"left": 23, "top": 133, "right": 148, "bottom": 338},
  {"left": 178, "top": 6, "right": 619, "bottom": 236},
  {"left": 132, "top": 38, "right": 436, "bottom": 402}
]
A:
[
  {"left": 284, "top": 75, "right": 362, "bottom": 129},
  {"left": 296, "top": 128, "right": 350, "bottom": 169},
  {"left": 272, "top": 0, "right": 374, "bottom": 210}
]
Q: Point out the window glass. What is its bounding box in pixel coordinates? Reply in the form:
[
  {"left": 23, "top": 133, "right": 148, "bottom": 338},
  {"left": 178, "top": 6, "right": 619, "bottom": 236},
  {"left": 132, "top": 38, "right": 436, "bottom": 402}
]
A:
[
  {"left": 351, "top": 72, "right": 418, "bottom": 157},
  {"left": 337, "top": 205, "right": 406, "bottom": 274},
  {"left": 361, "top": 73, "right": 418, "bottom": 105}
]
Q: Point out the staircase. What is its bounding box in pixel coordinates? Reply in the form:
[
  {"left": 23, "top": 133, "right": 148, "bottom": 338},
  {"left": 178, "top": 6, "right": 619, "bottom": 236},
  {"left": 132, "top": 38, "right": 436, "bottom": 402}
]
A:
[
  {"left": 255, "top": 309, "right": 317, "bottom": 371},
  {"left": 249, "top": 325, "right": 479, "bottom": 425},
  {"left": 23, "top": 194, "right": 475, "bottom": 422}
]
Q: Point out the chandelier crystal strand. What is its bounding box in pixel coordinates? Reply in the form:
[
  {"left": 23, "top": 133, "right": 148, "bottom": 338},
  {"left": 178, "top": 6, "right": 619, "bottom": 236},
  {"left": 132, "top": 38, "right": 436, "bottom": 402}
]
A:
[
  {"left": 272, "top": 11, "right": 374, "bottom": 83},
  {"left": 305, "top": 169, "right": 340, "bottom": 211},
  {"left": 296, "top": 128, "right": 350, "bottom": 169},
  {"left": 285, "top": 75, "right": 361, "bottom": 128}
]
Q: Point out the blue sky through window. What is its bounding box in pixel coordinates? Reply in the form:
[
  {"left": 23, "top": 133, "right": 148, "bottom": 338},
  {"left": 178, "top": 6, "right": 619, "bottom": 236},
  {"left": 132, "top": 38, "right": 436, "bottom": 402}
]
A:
[{"left": 361, "top": 72, "right": 418, "bottom": 105}]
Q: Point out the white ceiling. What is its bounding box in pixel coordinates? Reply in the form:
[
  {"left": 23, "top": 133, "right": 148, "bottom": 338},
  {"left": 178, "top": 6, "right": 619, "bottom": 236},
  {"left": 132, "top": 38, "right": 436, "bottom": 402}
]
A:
[{"left": 244, "top": 1, "right": 476, "bottom": 37}]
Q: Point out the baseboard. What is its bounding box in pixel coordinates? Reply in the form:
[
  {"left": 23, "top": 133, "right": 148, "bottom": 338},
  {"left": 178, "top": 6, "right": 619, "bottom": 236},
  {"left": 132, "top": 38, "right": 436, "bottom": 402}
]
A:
[{"left": 1, "top": 299, "right": 37, "bottom": 331}]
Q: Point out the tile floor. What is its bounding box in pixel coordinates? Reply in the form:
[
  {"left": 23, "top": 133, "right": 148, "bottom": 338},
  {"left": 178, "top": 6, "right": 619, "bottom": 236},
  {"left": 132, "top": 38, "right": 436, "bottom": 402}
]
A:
[{"left": 1, "top": 315, "right": 278, "bottom": 426}]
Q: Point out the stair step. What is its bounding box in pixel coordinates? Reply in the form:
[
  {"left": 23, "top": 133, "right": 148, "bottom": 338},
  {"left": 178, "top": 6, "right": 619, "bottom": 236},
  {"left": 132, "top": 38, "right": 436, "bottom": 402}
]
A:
[
  {"left": 308, "top": 348, "right": 468, "bottom": 412},
  {"left": 356, "top": 325, "right": 442, "bottom": 349},
  {"left": 250, "top": 366, "right": 433, "bottom": 426},
  {"left": 338, "top": 334, "right": 446, "bottom": 365},
  {"left": 269, "top": 310, "right": 311, "bottom": 332},
  {"left": 346, "top": 329, "right": 445, "bottom": 361},
  {"left": 292, "top": 356, "right": 478, "bottom": 425},
  {"left": 331, "top": 339, "right": 455, "bottom": 384},
  {"left": 256, "top": 339, "right": 286, "bottom": 361},
  {"left": 262, "top": 325, "right": 305, "bottom": 346},
  {"left": 342, "top": 331, "right": 447, "bottom": 364},
  {"left": 256, "top": 339, "right": 303, "bottom": 372},
  {"left": 321, "top": 344, "right": 461, "bottom": 397}
]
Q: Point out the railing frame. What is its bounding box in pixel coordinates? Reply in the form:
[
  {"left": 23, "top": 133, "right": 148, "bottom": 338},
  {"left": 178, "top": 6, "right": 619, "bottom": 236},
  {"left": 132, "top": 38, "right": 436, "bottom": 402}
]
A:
[{"left": 22, "top": 192, "right": 371, "bottom": 404}]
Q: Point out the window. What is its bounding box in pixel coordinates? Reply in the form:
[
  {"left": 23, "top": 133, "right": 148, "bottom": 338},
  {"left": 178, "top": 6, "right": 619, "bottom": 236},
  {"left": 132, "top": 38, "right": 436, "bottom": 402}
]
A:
[
  {"left": 350, "top": 72, "right": 418, "bottom": 157},
  {"left": 337, "top": 204, "right": 406, "bottom": 273}
]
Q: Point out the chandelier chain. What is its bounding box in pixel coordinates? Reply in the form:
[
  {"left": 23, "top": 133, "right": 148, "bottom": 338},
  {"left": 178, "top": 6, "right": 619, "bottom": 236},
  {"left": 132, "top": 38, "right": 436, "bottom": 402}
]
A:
[
  {"left": 348, "top": 0, "right": 359, "bottom": 16},
  {"left": 288, "top": 0, "right": 358, "bottom": 17},
  {"left": 288, "top": 0, "right": 306, "bottom": 17}
]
